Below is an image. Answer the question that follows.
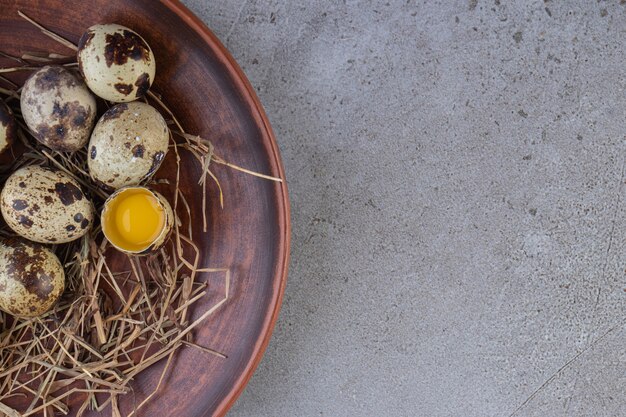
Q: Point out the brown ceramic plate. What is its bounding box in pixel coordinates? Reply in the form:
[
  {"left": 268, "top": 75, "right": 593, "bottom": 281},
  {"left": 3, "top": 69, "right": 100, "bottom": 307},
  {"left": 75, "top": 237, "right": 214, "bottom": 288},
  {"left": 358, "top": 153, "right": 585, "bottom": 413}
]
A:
[{"left": 0, "top": 0, "right": 289, "bottom": 416}]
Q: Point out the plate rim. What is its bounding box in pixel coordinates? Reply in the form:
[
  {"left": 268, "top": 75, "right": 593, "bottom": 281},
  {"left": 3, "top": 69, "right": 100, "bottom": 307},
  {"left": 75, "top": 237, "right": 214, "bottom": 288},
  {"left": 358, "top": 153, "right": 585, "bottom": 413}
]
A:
[{"left": 160, "top": 1, "right": 291, "bottom": 416}]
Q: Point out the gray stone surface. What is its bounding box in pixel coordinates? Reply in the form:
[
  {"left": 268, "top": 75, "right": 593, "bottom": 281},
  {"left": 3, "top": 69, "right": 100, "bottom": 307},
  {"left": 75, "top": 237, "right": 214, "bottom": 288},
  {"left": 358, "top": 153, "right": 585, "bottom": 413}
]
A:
[{"left": 182, "top": 1, "right": 625, "bottom": 416}]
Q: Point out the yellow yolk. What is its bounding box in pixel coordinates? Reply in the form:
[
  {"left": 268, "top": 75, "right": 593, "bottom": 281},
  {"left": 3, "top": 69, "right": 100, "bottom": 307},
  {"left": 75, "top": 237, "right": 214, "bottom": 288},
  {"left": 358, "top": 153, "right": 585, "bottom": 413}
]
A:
[{"left": 103, "top": 189, "right": 166, "bottom": 252}]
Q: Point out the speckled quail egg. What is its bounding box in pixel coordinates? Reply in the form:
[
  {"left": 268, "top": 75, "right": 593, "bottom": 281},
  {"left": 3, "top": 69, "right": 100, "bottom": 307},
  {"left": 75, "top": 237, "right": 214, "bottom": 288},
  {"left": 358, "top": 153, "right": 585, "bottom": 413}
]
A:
[
  {"left": 20, "top": 66, "right": 97, "bottom": 152},
  {"left": 88, "top": 102, "right": 169, "bottom": 189},
  {"left": 1, "top": 166, "right": 94, "bottom": 244},
  {"left": 77, "top": 24, "right": 155, "bottom": 103},
  {"left": 101, "top": 186, "right": 173, "bottom": 255},
  {"left": 0, "top": 99, "right": 16, "bottom": 156},
  {"left": 0, "top": 238, "right": 65, "bottom": 318}
]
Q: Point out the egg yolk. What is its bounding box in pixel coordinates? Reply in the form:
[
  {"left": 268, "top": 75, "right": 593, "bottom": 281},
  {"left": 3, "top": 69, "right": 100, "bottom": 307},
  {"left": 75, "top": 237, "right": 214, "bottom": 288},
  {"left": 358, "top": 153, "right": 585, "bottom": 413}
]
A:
[{"left": 103, "top": 189, "right": 166, "bottom": 252}]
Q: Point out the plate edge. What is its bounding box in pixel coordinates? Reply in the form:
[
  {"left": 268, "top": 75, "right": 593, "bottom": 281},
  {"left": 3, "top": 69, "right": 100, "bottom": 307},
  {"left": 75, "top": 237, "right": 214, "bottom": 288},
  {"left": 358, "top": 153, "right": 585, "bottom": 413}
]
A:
[{"left": 159, "top": 1, "right": 291, "bottom": 416}]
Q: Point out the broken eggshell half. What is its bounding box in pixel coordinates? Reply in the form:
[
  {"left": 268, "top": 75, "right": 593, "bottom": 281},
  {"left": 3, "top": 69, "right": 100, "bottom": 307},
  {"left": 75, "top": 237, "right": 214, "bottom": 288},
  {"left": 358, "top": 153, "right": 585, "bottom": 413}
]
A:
[{"left": 101, "top": 186, "right": 173, "bottom": 255}]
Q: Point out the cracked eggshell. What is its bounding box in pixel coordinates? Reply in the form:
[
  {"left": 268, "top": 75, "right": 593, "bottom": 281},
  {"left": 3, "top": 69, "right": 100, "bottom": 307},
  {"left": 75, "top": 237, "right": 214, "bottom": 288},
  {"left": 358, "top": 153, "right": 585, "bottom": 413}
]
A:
[
  {"left": 20, "top": 66, "right": 97, "bottom": 152},
  {"left": 0, "top": 239, "right": 65, "bottom": 318},
  {"left": 0, "top": 166, "right": 94, "bottom": 244},
  {"left": 77, "top": 24, "right": 155, "bottom": 103},
  {"left": 102, "top": 187, "right": 174, "bottom": 255},
  {"left": 0, "top": 99, "right": 16, "bottom": 156},
  {"left": 88, "top": 102, "right": 169, "bottom": 189}
]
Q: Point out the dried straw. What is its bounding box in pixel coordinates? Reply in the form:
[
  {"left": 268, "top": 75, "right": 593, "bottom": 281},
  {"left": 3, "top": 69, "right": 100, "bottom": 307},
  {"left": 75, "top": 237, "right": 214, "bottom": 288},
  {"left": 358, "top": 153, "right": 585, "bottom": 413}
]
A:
[{"left": 0, "top": 10, "right": 283, "bottom": 416}]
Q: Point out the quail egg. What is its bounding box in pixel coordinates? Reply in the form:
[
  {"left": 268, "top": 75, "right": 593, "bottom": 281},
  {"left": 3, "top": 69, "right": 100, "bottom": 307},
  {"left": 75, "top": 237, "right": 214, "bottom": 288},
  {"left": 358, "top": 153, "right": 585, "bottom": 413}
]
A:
[
  {"left": 1, "top": 165, "right": 94, "bottom": 244},
  {"left": 77, "top": 24, "right": 155, "bottom": 102},
  {"left": 20, "top": 66, "right": 97, "bottom": 152},
  {"left": 0, "top": 99, "right": 16, "bottom": 156},
  {"left": 101, "top": 186, "right": 173, "bottom": 254},
  {"left": 0, "top": 238, "right": 65, "bottom": 318},
  {"left": 88, "top": 102, "right": 169, "bottom": 189}
]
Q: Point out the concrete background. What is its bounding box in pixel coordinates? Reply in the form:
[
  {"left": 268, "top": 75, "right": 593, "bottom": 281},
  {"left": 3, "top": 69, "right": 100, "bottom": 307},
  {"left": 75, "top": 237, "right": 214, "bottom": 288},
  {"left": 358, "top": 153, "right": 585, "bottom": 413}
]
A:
[{"left": 182, "top": 1, "right": 625, "bottom": 416}]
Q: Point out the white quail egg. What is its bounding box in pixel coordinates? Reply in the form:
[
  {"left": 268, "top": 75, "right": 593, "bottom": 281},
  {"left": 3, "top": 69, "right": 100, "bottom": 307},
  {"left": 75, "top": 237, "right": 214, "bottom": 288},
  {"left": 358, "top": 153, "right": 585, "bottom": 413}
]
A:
[
  {"left": 0, "top": 238, "right": 65, "bottom": 318},
  {"left": 1, "top": 166, "right": 94, "bottom": 243},
  {"left": 77, "top": 24, "right": 155, "bottom": 103},
  {"left": 88, "top": 102, "right": 169, "bottom": 189},
  {"left": 20, "top": 66, "right": 97, "bottom": 152}
]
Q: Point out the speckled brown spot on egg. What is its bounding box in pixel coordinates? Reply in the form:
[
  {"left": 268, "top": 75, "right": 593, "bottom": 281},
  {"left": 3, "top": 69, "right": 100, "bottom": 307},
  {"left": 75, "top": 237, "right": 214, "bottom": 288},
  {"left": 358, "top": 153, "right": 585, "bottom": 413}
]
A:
[
  {"left": 52, "top": 101, "right": 69, "bottom": 118},
  {"left": 73, "top": 113, "right": 86, "bottom": 127},
  {"left": 17, "top": 215, "right": 33, "bottom": 228},
  {"left": 27, "top": 203, "right": 40, "bottom": 216},
  {"left": 35, "top": 123, "right": 70, "bottom": 151},
  {"left": 81, "top": 218, "right": 89, "bottom": 229},
  {"left": 124, "top": 142, "right": 131, "bottom": 149},
  {"left": 33, "top": 66, "right": 63, "bottom": 90},
  {"left": 104, "top": 30, "right": 151, "bottom": 67},
  {"left": 44, "top": 195, "right": 54, "bottom": 205},
  {"left": 134, "top": 73, "right": 150, "bottom": 98},
  {"left": 74, "top": 213, "right": 84, "bottom": 222},
  {"left": 132, "top": 144, "right": 145, "bottom": 158},
  {"left": 78, "top": 30, "right": 95, "bottom": 50},
  {"left": 54, "top": 182, "right": 83, "bottom": 206},
  {"left": 66, "top": 225, "right": 76, "bottom": 231},
  {"left": 147, "top": 151, "right": 165, "bottom": 176},
  {"left": 6, "top": 243, "right": 54, "bottom": 300},
  {"left": 101, "top": 103, "right": 128, "bottom": 121},
  {"left": 114, "top": 83, "right": 133, "bottom": 95},
  {"left": 90, "top": 146, "right": 97, "bottom": 159},
  {"left": 12, "top": 200, "right": 28, "bottom": 211},
  {"left": 18, "top": 182, "right": 26, "bottom": 188},
  {"left": 51, "top": 100, "right": 90, "bottom": 129},
  {"left": 37, "top": 67, "right": 78, "bottom": 90}
]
